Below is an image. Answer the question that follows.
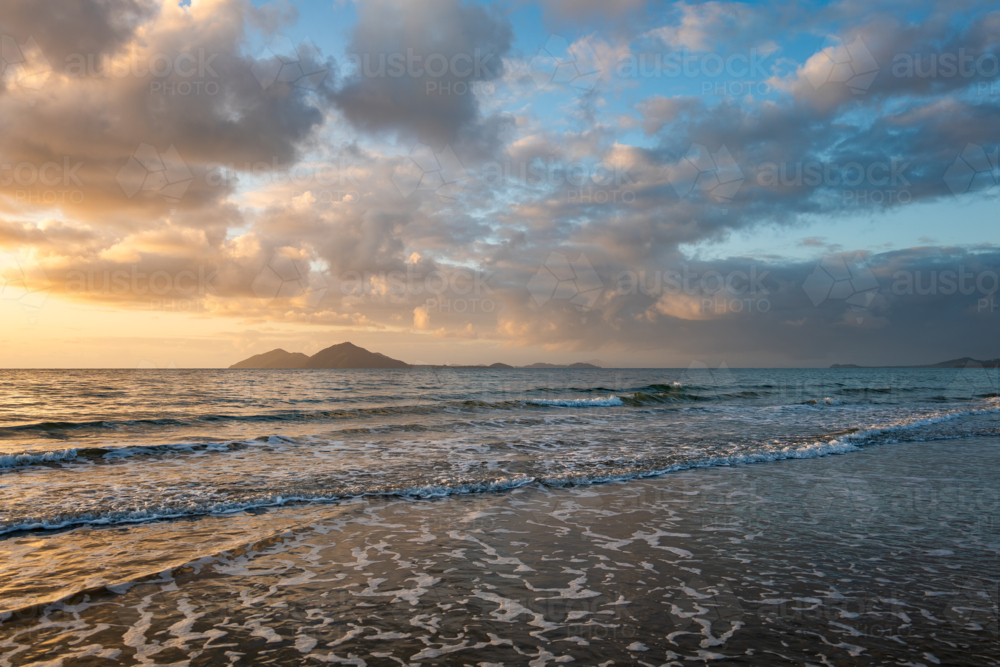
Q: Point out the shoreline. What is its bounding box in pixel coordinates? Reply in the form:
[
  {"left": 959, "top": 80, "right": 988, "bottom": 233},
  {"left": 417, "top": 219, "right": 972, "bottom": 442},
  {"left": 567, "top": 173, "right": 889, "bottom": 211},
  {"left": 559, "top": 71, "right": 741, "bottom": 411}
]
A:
[{"left": 2, "top": 435, "right": 997, "bottom": 665}]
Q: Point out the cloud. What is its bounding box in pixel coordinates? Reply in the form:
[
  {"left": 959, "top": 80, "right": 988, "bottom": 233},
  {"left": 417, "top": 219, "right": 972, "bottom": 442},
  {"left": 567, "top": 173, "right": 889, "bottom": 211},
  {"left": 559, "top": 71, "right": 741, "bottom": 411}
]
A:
[
  {"left": 636, "top": 96, "right": 700, "bottom": 134},
  {"left": 333, "top": 0, "right": 513, "bottom": 150},
  {"left": 0, "top": 0, "right": 344, "bottom": 315},
  {"left": 540, "top": 0, "right": 648, "bottom": 24},
  {"left": 413, "top": 304, "right": 430, "bottom": 330},
  {"left": 645, "top": 1, "right": 782, "bottom": 53},
  {"left": 1, "top": 0, "right": 998, "bottom": 367},
  {"left": 0, "top": 0, "right": 333, "bottom": 224},
  {"left": 0, "top": 0, "right": 156, "bottom": 65},
  {"left": 487, "top": 246, "right": 1000, "bottom": 366},
  {"left": 780, "top": 13, "right": 1000, "bottom": 110}
]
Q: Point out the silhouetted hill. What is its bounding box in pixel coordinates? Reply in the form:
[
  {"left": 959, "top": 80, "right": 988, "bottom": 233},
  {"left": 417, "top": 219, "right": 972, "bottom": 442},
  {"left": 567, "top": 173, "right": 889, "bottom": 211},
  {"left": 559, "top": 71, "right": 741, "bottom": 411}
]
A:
[
  {"left": 300, "top": 342, "right": 410, "bottom": 369},
  {"left": 230, "top": 343, "right": 410, "bottom": 369},
  {"left": 229, "top": 349, "right": 310, "bottom": 369}
]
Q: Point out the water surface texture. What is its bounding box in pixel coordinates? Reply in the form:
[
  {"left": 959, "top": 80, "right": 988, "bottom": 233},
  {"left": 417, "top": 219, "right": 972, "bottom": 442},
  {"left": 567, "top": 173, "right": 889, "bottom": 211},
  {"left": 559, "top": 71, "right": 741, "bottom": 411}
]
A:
[
  {"left": 1, "top": 367, "right": 998, "bottom": 666},
  {"left": 1, "top": 367, "right": 998, "bottom": 537}
]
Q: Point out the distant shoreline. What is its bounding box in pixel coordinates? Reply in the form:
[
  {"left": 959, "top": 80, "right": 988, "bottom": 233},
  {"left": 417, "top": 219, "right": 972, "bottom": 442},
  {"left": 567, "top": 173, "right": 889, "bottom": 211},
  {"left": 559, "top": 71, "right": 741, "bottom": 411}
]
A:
[
  {"left": 228, "top": 342, "right": 999, "bottom": 370},
  {"left": 4, "top": 364, "right": 999, "bottom": 370},
  {"left": 830, "top": 356, "right": 1000, "bottom": 369}
]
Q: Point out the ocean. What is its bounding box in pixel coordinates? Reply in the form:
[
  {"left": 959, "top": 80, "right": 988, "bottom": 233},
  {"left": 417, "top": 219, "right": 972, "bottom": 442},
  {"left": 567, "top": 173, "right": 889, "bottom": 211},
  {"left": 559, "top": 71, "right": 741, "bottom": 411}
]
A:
[{"left": 1, "top": 367, "right": 998, "bottom": 665}]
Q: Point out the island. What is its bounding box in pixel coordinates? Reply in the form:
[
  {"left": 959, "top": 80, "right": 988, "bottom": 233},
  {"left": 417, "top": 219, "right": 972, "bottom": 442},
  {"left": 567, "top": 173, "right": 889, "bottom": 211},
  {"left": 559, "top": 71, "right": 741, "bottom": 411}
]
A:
[
  {"left": 830, "top": 357, "right": 1000, "bottom": 369},
  {"left": 230, "top": 342, "right": 410, "bottom": 369},
  {"left": 229, "top": 343, "right": 603, "bottom": 369}
]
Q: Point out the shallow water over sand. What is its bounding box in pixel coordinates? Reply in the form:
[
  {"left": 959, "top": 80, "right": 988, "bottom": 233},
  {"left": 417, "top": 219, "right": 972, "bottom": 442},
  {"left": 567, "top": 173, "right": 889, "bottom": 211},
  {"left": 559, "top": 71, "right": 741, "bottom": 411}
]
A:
[{"left": 2, "top": 436, "right": 997, "bottom": 666}]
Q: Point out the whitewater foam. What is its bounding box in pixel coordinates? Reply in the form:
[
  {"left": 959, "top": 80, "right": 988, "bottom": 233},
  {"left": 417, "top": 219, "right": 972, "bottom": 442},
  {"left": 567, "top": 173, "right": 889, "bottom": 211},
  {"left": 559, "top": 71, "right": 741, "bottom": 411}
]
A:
[
  {"left": 527, "top": 396, "right": 624, "bottom": 407},
  {"left": 0, "top": 448, "right": 79, "bottom": 469}
]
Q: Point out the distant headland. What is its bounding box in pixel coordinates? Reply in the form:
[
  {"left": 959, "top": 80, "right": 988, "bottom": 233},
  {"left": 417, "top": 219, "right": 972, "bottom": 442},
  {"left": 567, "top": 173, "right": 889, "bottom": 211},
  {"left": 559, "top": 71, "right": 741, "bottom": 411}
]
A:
[
  {"left": 831, "top": 357, "right": 1000, "bottom": 369},
  {"left": 229, "top": 343, "right": 601, "bottom": 369}
]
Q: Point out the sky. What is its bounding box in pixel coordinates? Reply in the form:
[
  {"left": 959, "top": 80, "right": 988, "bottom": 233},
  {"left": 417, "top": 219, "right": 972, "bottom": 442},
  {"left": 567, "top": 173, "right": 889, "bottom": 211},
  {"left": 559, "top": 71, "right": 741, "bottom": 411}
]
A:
[{"left": 0, "top": 0, "right": 997, "bottom": 368}]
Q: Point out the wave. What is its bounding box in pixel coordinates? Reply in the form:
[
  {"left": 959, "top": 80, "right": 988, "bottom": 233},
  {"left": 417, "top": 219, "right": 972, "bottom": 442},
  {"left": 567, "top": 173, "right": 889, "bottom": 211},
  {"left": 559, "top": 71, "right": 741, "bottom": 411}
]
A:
[
  {"left": 0, "top": 393, "right": 701, "bottom": 438},
  {"left": 0, "top": 475, "right": 539, "bottom": 537},
  {"left": 5, "top": 397, "right": 997, "bottom": 471},
  {"left": 3, "top": 403, "right": 997, "bottom": 537},
  {"left": 527, "top": 396, "right": 624, "bottom": 407},
  {"left": 11, "top": 432, "right": 331, "bottom": 470},
  {"left": 0, "top": 405, "right": 448, "bottom": 436},
  {"left": 0, "top": 448, "right": 81, "bottom": 469},
  {"left": 0, "top": 440, "right": 261, "bottom": 469},
  {"left": 831, "top": 400, "right": 1000, "bottom": 444}
]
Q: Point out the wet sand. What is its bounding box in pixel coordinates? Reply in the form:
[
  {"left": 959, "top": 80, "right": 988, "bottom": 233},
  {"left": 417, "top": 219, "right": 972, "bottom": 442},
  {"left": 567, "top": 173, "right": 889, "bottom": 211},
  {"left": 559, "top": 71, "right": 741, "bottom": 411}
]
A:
[{"left": 2, "top": 436, "right": 998, "bottom": 666}]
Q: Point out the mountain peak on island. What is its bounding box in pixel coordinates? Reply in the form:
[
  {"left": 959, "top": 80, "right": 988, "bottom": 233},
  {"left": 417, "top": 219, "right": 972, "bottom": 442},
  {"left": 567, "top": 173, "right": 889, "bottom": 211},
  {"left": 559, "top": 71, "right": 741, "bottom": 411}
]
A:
[{"left": 230, "top": 342, "right": 410, "bottom": 369}]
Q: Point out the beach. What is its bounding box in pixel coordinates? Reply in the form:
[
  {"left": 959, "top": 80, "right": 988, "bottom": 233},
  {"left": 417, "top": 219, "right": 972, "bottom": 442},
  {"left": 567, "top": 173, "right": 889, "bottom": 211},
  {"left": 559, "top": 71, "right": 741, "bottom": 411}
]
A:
[{"left": 2, "top": 431, "right": 997, "bottom": 666}]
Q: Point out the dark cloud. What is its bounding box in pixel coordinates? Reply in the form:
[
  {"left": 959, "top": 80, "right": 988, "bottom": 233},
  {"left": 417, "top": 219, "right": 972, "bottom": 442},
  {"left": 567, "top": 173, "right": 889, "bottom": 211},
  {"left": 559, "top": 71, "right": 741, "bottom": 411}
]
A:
[
  {"left": 333, "top": 0, "right": 513, "bottom": 150},
  {"left": 0, "top": 0, "right": 155, "bottom": 64},
  {"left": 786, "top": 13, "right": 1000, "bottom": 110},
  {"left": 490, "top": 245, "right": 1000, "bottom": 366}
]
